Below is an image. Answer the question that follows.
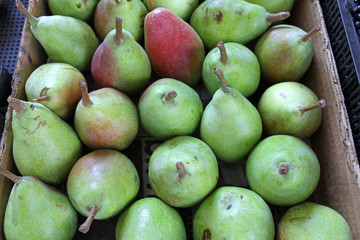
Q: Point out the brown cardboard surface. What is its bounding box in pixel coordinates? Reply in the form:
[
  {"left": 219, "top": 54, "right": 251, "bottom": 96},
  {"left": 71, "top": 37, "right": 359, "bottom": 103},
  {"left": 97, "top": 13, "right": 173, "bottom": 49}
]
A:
[{"left": 0, "top": 0, "right": 359, "bottom": 239}]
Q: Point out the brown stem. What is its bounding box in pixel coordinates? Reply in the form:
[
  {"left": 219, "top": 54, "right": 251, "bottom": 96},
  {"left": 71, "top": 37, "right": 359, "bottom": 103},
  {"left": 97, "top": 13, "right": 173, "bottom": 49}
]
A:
[
  {"left": 266, "top": 12, "right": 290, "bottom": 24},
  {"left": 79, "top": 206, "right": 100, "bottom": 234},
  {"left": 8, "top": 97, "right": 26, "bottom": 114},
  {"left": 150, "top": 0, "right": 155, "bottom": 10},
  {"left": 162, "top": 91, "right": 177, "bottom": 104},
  {"left": 83, "top": 0, "right": 88, "bottom": 8},
  {"left": 217, "top": 41, "right": 228, "bottom": 64},
  {"left": 115, "top": 17, "right": 123, "bottom": 44},
  {"left": 78, "top": 81, "right": 93, "bottom": 107},
  {"left": 33, "top": 95, "right": 49, "bottom": 102},
  {"left": 301, "top": 26, "right": 320, "bottom": 42},
  {"left": 278, "top": 163, "right": 289, "bottom": 175},
  {"left": 15, "top": 0, "right": 38, "bottom": 27},
  {"left": 0, "top": 167, "right": 20, "bottom": 184},
  {"left": 299, "top": 99, "right": 326, "bottom": 116},
  {"left": 213, "top": 68, "right": 229, "bottom": 93},
  {"left": 176, "top": 162, "right": 187, "bottom": 181}
]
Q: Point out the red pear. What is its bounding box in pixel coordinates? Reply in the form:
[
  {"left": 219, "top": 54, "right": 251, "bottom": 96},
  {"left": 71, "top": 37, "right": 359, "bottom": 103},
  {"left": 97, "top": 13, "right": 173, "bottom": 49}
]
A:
[{"left": 144, "top": 7, "right": 205, "bottom": 87}]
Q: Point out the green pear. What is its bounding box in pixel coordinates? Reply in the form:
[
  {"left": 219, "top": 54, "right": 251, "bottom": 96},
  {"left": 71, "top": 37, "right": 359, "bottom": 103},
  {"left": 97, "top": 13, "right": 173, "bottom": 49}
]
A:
[
  {"left": 8, "top": 97, "right": 83, "bottom": 184},
  {"left": 25, "top": 63, "right": 84, "bottom": 120},
  {"left": 48, "top": 0, "right": 100, "bottom": 22},
  {"left": 143, "top": 0, "right": 199, "bottom": 21},
  {"left": 245, "top": 0, "right": 295, "bottom": 13},
  {"left": 190, "top": 0, "right": 290, "bottom": 49},
  {"left": 257, "top": 82, "right": 326, "bottom": 139},
  {"left": 67, "top": 149, "right": 140, "bottom": 233},
  {"left": 278, "top": 202, "right": 353, "bottom": 239},
  {"left": 74, "top": 81, "right": 139, "bottom": 151},
  {"left": 255, "top": 24, "right": 320, "bottom": 83},
  {"left": 200, "top": 68, "right": 262, "bottom": 163},
  {"left": 193, "top": 186, "right": 275, "bottom": 240},
  {"left": 138, "top": 78, "right": 203, "bottom": 140},
  {"left": 149, "top": 136, "right": 219, "bottom": 208},
  {"left": 94, "top": 0, "right": 148, "bottom": 41},
  {"left": 16, "top": 0, "right": 99, "bottom": 72},
  {"left": 246, "top": 135, "right": 320, "bottom": 206},
  {"left": 115, "top": 197, "right": 187, "bottom": 240},
  {"left": 1, "top": 167, "right": 78, "bottom": 240},
  {"left": 91, "top": 18, "right": 151, "bottom": 96},
  {"left": 202, "top": 41, "right": 260, "bottom": 97}
]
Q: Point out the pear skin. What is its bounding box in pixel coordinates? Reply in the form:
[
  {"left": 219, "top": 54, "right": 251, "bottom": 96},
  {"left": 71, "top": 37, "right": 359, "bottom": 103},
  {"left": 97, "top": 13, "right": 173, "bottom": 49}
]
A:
[
  {"left": 143, "top": 0, "right": 199, "bottom": 21},
  {"left": 48, "top": 0, "right": 100, "bottom": 22}
]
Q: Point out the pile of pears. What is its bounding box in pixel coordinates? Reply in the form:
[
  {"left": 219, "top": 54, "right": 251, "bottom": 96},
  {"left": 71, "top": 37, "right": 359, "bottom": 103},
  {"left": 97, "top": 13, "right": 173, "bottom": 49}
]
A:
[{"left": 1, "top": 0, "right": 353, "bottom": 239}]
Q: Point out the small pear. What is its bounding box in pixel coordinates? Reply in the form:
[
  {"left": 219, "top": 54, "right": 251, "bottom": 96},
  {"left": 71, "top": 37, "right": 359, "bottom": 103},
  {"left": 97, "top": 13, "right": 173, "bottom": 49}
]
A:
[
  {"left": 200, "top": 68, "right": 262, "bottom": 163},
  {"left": 94, "top": 0, "right": 148, "bottom": 41},
  {"left": 143, "top": 0, "right": 199, "bottom": 21},
  {"left": 67, "top": 149, "right": 140, "bottom": 234},
  {"left": 25, "top": 63, "right": 84, "bottom": 120},
  {"left": 245, "top": 0, "right": 295, "bottom": 13},
  {"left": 8, "top": 97, "right": 83, "bottom": 184},
  {"left": 91, "top": 18, "right": 151, "bottom": 96},
  {"left": 1, "top": 167, "right": 78, "bottom": 240},
  {"left": 16, "top": 0, "right": 100, "bottom": 72},
  {"left": 48, "top": 0, "right": 100, "bottom": 22},
  {"left": 254, "top": 24, "right": 320, "bottom": 83}
]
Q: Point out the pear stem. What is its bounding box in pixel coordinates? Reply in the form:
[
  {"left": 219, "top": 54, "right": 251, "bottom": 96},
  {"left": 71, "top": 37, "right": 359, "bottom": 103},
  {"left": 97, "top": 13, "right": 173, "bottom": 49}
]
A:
[
  {"left": 299, "top": 99, "right": 326, "bottom": 116},
  {"left": 162, "top": 91, "right": 177, "bottom": 104},
  {"left": 15, "top": 0, "right": 38, "bottom": 27},
  {"left": 83, "top": 0, "right": 88, "bottom": 7},
  {"left": 217, "top": 41, "right": 228, "bottom": 64},
  {"left": 0, "top": 167, "right": 20, "bottom": 184},
  {"left": 79, "top": 206, "right": 100, "bottom": 234},
  {"left": 266, "top": 12, "right": 290, "bottom": 24},
  {"left": 213, "top": 68, "right": 229, "bottom": 93},
  {"left": 33, "top": 95, "right": 49, "bottom": 102},
  {"left": 7, "top": 97, "right": 25, "bottom": 113},
  {"left": 176, "top": 162, "right": 187, "bottom": 181},
  {"left": 150, "top": 0, "right": 155, "bottom": 10},
  {"left": 78, "top": 81, "right": 93, "bottom": 107},
  {"left": 278, "top": 163, "right": 289, "bottom": 175},
  {"left": 301, "top": 26, "right": 320, "bottom": 42},
  {"left": 115, "top": 17, "right": 123, "bottom": 44}
]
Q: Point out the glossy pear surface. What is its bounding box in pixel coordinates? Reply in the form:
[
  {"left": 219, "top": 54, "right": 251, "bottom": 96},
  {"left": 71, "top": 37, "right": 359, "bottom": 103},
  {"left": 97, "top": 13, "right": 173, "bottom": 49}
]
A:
[
  {"left": 48, "top": 0, "right": 100, "bottom": 22},
  {"left": 143, "top": 0, "right": 199, "bottom": 20},
  {"left": 115, "top": 198, "right": 187, "bottom": 240},
  {"left": 246, "top": 0, "right": 295, "bottom": 13}
]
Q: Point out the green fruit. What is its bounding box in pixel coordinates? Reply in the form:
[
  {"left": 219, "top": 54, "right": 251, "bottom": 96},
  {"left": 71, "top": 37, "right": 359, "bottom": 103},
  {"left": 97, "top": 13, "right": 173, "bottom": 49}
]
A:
[
  {"left": 246, "top": 135, "right": 320, "bottom": 206},
  {"left": 48, "top": 0, "right": 100, "bottom": 22},
  {"left": 149, "top": 136, "right": 219, "bottom": 207},
  {"left": 193, "top": 186, "right": 275, "bottom": 240},
  {"left": 202, "top": 41, "right": 260, "bottom": 97},
  {"left": 245, "top": 0, "right": 295, "bottom": 13},
  {"left": 143, "top": 0, "right": 199, "bottom": 20},
  {"left": 9, "top": 97, "right": 82, "bottom": 184},
  {"left": 278, "top": 202, "right": 353, "bottom": 239},
  {"left": 138, "top": 78, "right": 203, "bottom": 140},
  {"left": 115, "top": 198, "right": 186, "bottom": 240},
  {"left": 200, "top": 68, "right": 262, "bottom": 163}
]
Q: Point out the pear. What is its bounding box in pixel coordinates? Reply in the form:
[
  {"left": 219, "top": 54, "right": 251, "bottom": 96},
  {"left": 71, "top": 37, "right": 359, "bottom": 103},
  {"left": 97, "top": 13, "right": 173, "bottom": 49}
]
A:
[
  {"left": 25, "top": 63, "right": 84, "bottom": 120},
  {"left": 246, "top": 135, "right": 320, "bottom": 206},
  {"left": 91, "top": 18, "right": 151, "bottom": 96},
  {"left": 149, "top": 136, "right": 219, "bottom": 208},
  {"left": 115, "top": 197, "right": 187, "bottom": 239},
  {"left": 8, "top": 97, "right": 82, "bottom": 184},
  {"left": 67, "top": 149, "right": 140, "bottom": 233},
  {"left": 193, "top": 186, "right": 275, "bottom": 240},
  {"left": 255, "top": 24, "right": 320, "bottom": 83},
  {"left": 16, "top": 0, "right": 99, "bottom": 72},
  {"left": 143, "top": 0, "right": 199, "bottom": 21},
  {"left": 144, "top": 7, "right": 205, "bottom": 86},
  {"left": 257, "top": 81, "right": 326, "bottom": 139},
  {"left": 48, "top": 0, "right": 100, "bottom": 22},
  {"left": 138, "top": 78, "right": 203, "bottom": 140},
  {"left": 190, "top": 0, "right": 290, "bottom": 49},
  {"left": 278, "top": 202, "right": 353, "bottom": 239},
  {"left": 202, "top": 41, "right": 260, "bottom": 97},
  {"left": 1, "top": 167, "right": 78, "bottom": 240},
  {"left": 74, "top": 81, "right": 139, "bottom": 151},
  {"left": 200, "top": 68, "right": 262, "bottom": 163},
  {"left": 94, "top": 0, "right": 148, "bottom": 41},
  {"left": 246, "top": 0, "right": 295, "bottom": 13}
]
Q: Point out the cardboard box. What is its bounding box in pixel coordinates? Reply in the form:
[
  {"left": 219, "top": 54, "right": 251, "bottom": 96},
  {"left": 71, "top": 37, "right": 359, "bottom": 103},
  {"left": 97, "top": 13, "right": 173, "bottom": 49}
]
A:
[{"left": 0, "top": 0, "right": 359, "bottom": 239}]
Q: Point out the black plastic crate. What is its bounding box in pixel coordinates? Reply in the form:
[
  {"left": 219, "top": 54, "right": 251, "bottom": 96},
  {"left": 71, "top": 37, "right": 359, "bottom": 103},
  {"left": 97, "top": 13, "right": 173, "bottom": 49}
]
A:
[{"left": 320, "top": 0, "right": 360, "bottom": 159}]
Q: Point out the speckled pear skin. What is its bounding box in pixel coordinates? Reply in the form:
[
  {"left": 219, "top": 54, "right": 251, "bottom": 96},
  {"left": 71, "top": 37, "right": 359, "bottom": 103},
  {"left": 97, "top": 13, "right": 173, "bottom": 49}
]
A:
[
  {"left": 193, "top": 186, "right": 275, "bottom": 240},
  {"left": 277, "top": 202, "right": 353, "bottom": 240},
  {"left": 48, "top": 0, "right": 100, "bottom": 22},
  {"left": 94, "top": 0, "right": 148, "bottom": 41},
  {"left": 246, "top": 0, "right": 295, "bottom": 13},
  {"left": 25, "top": 63, "right": 84, "bottom": 120},
  {"left": 91, "top": 28, "right": 151, "bottom": 96},
  {"left": 4, "top": 176, "right": 78, "bottom": 240},
  {"left": 11, "top": 99, "right": 83, "bottom": 185},
  {"left": 143, "top": 0, "right": 199, "bottom": 21},
  {"left": 67, "top": 149, "right": 140, "bottom": 220},
  {"left": 115, "top": 198, "right": 187, "bottom": 240}
]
